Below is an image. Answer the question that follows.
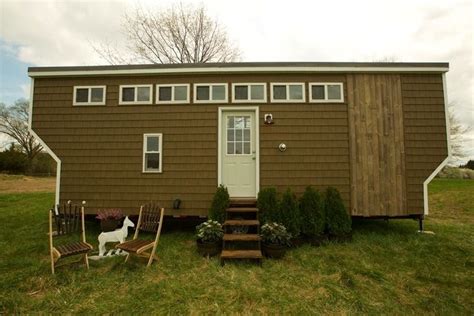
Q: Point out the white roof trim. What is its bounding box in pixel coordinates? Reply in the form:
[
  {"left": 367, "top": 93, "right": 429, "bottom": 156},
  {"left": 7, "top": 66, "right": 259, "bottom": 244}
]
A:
[{"left": 28, "top": 66, "right": 449, "bottom": 78}]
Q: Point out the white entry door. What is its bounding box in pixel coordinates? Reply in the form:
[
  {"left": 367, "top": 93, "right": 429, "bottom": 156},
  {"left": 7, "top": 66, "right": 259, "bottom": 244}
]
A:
[{"left": 221, "top": 111, "right": 257, "bottom": 197}]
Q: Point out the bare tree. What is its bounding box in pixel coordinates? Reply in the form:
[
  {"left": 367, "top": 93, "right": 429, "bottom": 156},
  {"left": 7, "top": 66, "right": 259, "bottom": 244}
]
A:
[
  {"left": 94, "top": 3, "right": 240, "bottom": 64},
  {"left": 448, "top": 102, "right": 471, "bottom": 163},
  {"left": 0, "top": 99, "right": 42, "bottom": 162}
]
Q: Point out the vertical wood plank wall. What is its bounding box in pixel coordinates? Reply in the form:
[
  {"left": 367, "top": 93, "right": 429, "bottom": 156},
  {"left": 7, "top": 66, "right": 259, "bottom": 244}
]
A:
[{"left": 347, "top": 74, "right": 407, "bottom": 216}]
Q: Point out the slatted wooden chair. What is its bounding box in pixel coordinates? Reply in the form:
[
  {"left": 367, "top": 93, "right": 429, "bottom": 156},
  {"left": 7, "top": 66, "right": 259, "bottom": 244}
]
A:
[
  {"left": 49, "top": 201, "right": 93, "bottom": 274},
  {"left": 116, "top": 203, "right": 164, "bottom": 267}
]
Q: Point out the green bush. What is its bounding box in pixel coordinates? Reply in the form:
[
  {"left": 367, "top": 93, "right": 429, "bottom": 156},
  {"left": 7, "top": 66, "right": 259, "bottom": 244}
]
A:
[
  {"left": 196, "top": 220, "right": 224, "bottom": 243},
  {"left": 257, "top": 187, "right": 280, "bottom": 224},
  {"left": 260, "top": 222, "right": 291, "bottom": 246},
  {"left": 325, "top": 187, "right": 352, "bottom": 236},
  {"left": 438, "top": 166, "right": 474, "bottom": 179},
  {"left": 279, "top": 188, "right": 301, "bottom": 237},
  {"left": 208, "top": 185, "right": 229, "bottom": 223},
  {"left": 299, "top": 186, "right": 325, "bottom": 237},
  {"left": 0, "top": 147, "right": 28, "bottom": 174}
]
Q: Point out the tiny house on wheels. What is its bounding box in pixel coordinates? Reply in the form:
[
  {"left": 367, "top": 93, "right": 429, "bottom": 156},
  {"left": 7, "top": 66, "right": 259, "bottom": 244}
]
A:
[{"left": 28, "top": 62, "right": 450, "bottom": 225}]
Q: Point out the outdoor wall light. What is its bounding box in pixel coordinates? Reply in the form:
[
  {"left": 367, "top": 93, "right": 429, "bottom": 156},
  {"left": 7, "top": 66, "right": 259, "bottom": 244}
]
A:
[
  {"left": 264, "top": 113, "right": 273, "bottom": 124},
  {"left": 279, "top": 143, "right": 287, "bottom": 152}
]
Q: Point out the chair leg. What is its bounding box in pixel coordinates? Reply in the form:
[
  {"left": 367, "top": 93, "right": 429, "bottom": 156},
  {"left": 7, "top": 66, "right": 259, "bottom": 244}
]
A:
[
  {"left": 84, "top": 254, "right": 90, "bottom": 270},
  {"left": 124, "top": 253, "right": 130, "bottom": 263},
  {"left": 50, "top": 250, "right": 55, "bottom": 274},
  {"left": 146, "top": 253, "right": 154, "bottom": 267}
]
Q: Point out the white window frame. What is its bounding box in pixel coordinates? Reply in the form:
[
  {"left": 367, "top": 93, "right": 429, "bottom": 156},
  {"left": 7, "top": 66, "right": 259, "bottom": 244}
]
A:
[
  {"left": 309, "top": 82, "right": 344, "bottom": 103},
  {"left": 73, "top": 86, "right": 106, "bottom": 106},
  {"left": 231, "top": 83, "right": 267, "bottom": 103},
  {"left": 143, "top": 133, "right": 163, "bottom": 173},
  {"left": 156, "top": 84, "right": 190, "bottom": 104},
  {"left": 270, "top": 83, "right": 306, "bottom": 103},
  {"left": 193, "top": 83, "right": 228, "bottom": 103},
  {"left": 119, "top": 84, "right": 153, "bottom": 105}
]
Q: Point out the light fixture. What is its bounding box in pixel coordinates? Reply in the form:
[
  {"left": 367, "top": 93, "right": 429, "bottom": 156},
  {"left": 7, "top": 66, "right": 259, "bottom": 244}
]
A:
[{"left": 264, "top": 113, "right": 273, "bottom": 124}]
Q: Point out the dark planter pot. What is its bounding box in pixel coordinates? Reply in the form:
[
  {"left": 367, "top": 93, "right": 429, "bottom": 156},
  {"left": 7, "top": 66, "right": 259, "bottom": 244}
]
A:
[
  {"left": 308, "top": 234, "right": 328, "bottom": 247},
  {"left": 262, "top": 243, "right": 287, "bottom": 259},
  {"left": 100, "top": 219, "right": 120, "bottom": 232},
  {"left": 328, "top": 232, "right": 353, "bottom": 243},
  {"left": 196, "top": 239, "right": 221, "bottom": 257},
  {"left": 290, "top": 236, "right": 305, "bottom": 248}
]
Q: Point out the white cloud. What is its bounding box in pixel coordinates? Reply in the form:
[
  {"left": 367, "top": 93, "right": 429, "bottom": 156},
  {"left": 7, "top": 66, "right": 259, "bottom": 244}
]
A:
[{"left": 1, "top": 0, "right": 472, "bottom": 158}]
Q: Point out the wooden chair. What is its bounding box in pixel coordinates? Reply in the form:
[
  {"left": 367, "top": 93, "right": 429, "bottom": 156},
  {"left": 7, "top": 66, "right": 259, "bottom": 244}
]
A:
[
  {"left": 116, "top": 203, "right": 164, "bottom": 267},
  {"left": 49, "top": 201, "right": 93, "bottom": 274}
]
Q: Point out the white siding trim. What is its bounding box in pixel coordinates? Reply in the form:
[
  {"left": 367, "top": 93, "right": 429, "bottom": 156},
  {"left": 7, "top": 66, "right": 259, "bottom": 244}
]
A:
[
  {"left": 119, "top": 85, "right": 153, "bottom": 105},
  {"left": 422, "top": 73, "right": 451, "bottom": 215},
  {"left": 156, "top": 84, "right": 190, "bottom": 104},
  {"left": 270, "top": 83, "right": 306, "bottom": 103},
  {"left": 72, "top": 85, "right": 106, "bottom": 106},
  {"left": 309, "top": 82, "right": 344, "bottom": 103},
  {"left": 218, "top": 106, "right": 259, "bottom": 197},
  {"left": 231, "top": 83, "right": 267, "bottom": 103},
  {"left": 28, "top": 66, "right": 450, "bottom": 77},
  {"left": 28, "top": 78, "right": 62, "bottom": 206},
  {"left": 194, "top": 83, "right": 228, "bottom": 103},
  {"left": 142, "top": 133, "right": 163, "bottom": 173}
]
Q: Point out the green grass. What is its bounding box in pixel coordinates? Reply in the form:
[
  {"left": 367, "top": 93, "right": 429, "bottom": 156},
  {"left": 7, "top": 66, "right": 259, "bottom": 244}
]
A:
[{"left": 0, "top": 179, "right": 473, "bottom": 314}]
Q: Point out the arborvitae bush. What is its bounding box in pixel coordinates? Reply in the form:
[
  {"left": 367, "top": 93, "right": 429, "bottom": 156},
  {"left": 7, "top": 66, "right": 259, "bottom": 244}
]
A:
[
  {"left": 208, "top": 185, "right": 230, "bottom": 223},
  {"left": 299, "top": 186, "right": 325, "bottom": 237},
  {"left": 325, "top": 187, "right": 352, "bottom": 236},
  {"left": 257, "top": 187, "right": 280, "bottom": 224},
  {"left": 279, "top": 188, "right": 301, "bottom": 237}
]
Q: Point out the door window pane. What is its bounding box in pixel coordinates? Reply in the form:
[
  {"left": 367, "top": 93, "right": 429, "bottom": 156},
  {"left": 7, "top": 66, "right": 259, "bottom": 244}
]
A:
[
  {"left": 234, "top": 117, "right": 244, "bottom": 129},
  {"left": 90, "top": 88, "right": 104, "bottom": 102},
  {"left": 137, "top": 87, "right": 150, "bottom": 101},
  {"left": 327, "top": 84, "right": 342, "bottom": 100},
  {"left": 235, "top": 142, "right": 243, "bottom": 155},
  {"left": 227, "top": 142, "right": 234, "bottom": 154},
  {"left": 312, "top": 85, "right": 325, "bottom": 100},
  {"left": 174, "top": 86, "right": 187, "bottom": 101},
  {"left": 236, "top": 129, "right": 243, "bottom": 141},
  {"left": 243, "top": 142, "right": 250, "bottom": 154},
  {"left": 159, "top": 87, "right": 172, "bottom": 101},
  {"left": 250, "top": 85, "right": 264, "bottom": 100},
  {"left": 234, "top": 86, "right": 248, "bottom": 100},
  {"left": 227, "top": 116, "right": 234, "bottom": 128},
  {"left": 226, "top": 115, "right": 251, "bottom": 155},
  {"left": 145, "top": 153, "right": 160, "bottom": 170},
  {"left": 273, "top": 85, "right": 286, "bottom": 100},
  {"left": 212, "top": 85, "right": 226, "bottom": 100},
  {"left": 227, "top": 129, "right": 234, "bottom": 141},
  {"left": 122, "top": 88, "right": 135, "bottom": 102},
  {"left": 75, "top": 89, "right": 89, "bottom": 102},
  {"left": 196, "top": 86, "right": 210, "bottom": 100},
  {"left": 289, "top": 85, "right": 303, "bottom": 100},
  {"left": 243, "top": 129, "right": 250, "bottom": 141}
]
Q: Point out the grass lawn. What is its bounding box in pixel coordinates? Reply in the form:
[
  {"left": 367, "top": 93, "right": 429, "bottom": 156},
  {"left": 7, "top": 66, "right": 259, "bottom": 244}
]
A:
[{"left": 0, "top": 179, "right": 473, "bottom": 314}]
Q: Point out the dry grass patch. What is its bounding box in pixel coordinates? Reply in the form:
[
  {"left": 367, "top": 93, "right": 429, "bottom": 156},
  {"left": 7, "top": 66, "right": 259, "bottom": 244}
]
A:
[{"left": 0, "top": 174, "right": 55, "bottom": 193}]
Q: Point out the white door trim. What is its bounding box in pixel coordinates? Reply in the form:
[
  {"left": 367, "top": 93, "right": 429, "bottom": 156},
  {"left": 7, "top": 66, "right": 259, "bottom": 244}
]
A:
[{"left": 218, "top": 106, "right": 259, "bottom": 197}]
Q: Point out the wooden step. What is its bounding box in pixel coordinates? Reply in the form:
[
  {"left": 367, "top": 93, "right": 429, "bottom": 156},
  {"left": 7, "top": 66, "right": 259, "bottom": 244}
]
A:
[
  {"left": 220, "top": 249, "right": 263, "bottom": 259},
  {"left": 224, "top": 219, "right": 259, "bottom": 226},
  {"left": 223, "top": 234, "right": 261, "bottom": 241},
  {"left": 226, "top": 207, "right": 258, "bottom": 213},
  {"left": 229, "top": 199, "right": 257, "bottom": 207}
]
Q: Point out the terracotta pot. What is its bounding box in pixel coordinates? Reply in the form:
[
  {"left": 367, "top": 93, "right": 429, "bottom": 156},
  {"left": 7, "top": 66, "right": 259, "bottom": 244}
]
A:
[
  {"left": 262, "top": 243, "right": 287, "bottom": 259},
  {"left": 196, "top": 239, "right": 221, "bottom": 257},
  {"left": 100, "top": 219, "right": 120, "bottom": 232}
]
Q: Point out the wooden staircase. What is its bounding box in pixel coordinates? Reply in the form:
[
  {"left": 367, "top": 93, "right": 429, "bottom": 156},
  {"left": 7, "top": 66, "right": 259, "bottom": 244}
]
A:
[{"left": 220, "top": 199, "right": 263, "bottom": 265}]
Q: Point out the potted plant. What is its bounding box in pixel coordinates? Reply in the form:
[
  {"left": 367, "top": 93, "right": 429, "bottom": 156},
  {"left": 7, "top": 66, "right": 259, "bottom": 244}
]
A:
[
  {"left": 196, "top": 220, "right": 224, "bottom": 257},
  {"left": 96, "top": 209, "right": 124, "bottom": 232},
  {"left": 260, "top": 222, "right": 292, "bottom": 259}
]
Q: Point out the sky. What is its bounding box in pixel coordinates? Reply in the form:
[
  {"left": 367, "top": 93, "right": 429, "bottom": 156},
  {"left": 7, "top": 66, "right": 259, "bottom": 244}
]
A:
[{"left": 0, "top": 0, "right": 472, "bottom": 160}]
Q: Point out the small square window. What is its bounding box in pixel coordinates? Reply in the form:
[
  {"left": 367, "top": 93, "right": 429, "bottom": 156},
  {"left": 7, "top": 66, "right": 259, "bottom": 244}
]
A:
[
  {"left": 122, "top": 88, "right": 135, "bottom": 102},
  {"left": 212, "top": 85, "right": 226, "bottom": 100},
  {"left": 273, "top": 85, "right": 286, "bottom": 100},
  {"left": 137, "top": 87, "right": 150, "bottom": 102},
  {"left": 312, "top": 85, "right": 325, "bottom": 100},
  {"left": 174, "top": 86, "right": 187, "bottom": 101},
  {"left": 90, "top": 88, "right": 104, "bottom": 102},
  {"left": 327, "top": 85, "right": 342, "bottom": 100},
  {"left": 289, "top": 85, "right": 303, "bottom": 100},
  {"left": 75, "top": 89, "right": 89, "bottom": 103},
  {"left": 234, "top": 86, "right": 248, "bottom": 100},
  {"left": 250, "top": 85, "right": 264, "bottom": 100},
  {"left": 196, "top": 86, "right": 210, "bottom": 100},
  {"left": 159, "top": 87, "right": 172, "bottom": 101}
]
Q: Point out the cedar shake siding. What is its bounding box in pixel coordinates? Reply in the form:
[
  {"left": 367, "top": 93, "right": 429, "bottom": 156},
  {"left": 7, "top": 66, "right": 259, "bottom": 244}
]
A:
[{"left": 29, "top": 63, "right": 448, "bottom": 217}]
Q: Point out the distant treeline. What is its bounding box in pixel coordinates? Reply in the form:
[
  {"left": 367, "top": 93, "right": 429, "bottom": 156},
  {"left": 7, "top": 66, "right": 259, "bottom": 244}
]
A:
[{"left": 0, "top": 145, "right": 56, "bottom": 176}]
